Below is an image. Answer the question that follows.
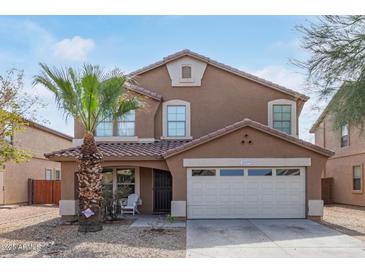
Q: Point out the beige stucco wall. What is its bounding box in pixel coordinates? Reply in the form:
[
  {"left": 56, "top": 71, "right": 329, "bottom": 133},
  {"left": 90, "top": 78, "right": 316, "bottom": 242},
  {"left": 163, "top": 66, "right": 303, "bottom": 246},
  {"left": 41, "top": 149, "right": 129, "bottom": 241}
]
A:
[
  {"left": 166, "top": 126, "right": 327, "bottom": 204},
  {"left": 314, "top": 115, "right": 365, "bottom": 206},
  {"left": 75, "top": 62, "right": 305, "bottom": 140},
  {"left": 2, "top": 126, "right": 72, "bottom": 204},
  {"left": 136, "top": 64, "right": 304, "bottom": 139}
]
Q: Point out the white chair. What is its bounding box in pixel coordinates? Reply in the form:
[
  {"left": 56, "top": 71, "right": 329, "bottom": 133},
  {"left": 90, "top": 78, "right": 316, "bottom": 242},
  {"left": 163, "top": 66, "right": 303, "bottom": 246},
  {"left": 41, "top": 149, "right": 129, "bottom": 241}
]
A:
[{"left": 120, "top": 194, "right": 140, "bottom": 215}]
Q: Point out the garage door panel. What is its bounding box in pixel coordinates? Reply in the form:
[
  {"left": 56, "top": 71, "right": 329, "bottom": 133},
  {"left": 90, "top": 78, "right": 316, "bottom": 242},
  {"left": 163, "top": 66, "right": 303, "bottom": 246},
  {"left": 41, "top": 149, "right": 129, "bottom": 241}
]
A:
[{"left": 187, "top": 167, "right": 306, "bottom": 219}]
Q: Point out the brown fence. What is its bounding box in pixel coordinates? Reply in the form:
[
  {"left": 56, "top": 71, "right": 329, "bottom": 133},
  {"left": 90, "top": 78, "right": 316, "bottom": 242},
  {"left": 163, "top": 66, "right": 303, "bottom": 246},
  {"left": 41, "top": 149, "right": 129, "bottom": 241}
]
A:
[
  {"left": 321, "top": 177, "right": 334, "bottom": 204},
  {"left": 28, "top": 179, "right": 61, "bottom": 205}
]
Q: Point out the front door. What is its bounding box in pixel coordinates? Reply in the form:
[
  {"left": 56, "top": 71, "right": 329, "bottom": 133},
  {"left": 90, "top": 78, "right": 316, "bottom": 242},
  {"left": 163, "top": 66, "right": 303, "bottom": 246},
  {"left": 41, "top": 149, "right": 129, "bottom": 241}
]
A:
[{"left": 153, "top": 169, "right": 172, "bottom": 213}]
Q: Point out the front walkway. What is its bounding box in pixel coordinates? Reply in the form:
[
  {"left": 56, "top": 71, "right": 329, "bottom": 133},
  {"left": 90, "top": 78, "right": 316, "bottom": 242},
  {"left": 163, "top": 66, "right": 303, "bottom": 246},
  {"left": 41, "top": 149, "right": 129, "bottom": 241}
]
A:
[
  {"left": 129, "top": 215, "right": 186, "bottom": 229},
  {"left": 187, "top": 219, "right": 365, "bottom": 258}
]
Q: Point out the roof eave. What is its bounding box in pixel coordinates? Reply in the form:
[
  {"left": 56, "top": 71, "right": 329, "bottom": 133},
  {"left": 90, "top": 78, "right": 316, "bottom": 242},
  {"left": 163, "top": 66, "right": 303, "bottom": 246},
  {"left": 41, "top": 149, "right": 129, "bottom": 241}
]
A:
[{"left": 128, "top": 49, "right": 309, "bottom": 102}]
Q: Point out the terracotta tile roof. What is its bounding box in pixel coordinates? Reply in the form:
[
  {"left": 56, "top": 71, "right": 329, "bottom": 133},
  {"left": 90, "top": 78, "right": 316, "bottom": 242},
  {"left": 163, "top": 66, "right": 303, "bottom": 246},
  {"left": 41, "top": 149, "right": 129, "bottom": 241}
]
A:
[
  {"left": 126, "top": 83, "right": 162, "bottom": 101},
  {"left": 163, "top": 118, "right": 334, "bottom": 158},
  {"left": 129, "top": 49, "right": 309, "bottom": 102},
  {"left": 45, "top": 140, "right": 189, "bottom": 160},
  {"left": 46, "top": 120, "right": 333, "bottom": 161}
]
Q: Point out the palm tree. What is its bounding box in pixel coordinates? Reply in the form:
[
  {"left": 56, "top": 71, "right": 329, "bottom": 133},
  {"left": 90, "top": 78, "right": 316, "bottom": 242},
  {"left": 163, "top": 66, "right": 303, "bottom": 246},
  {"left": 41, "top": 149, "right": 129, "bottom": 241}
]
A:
[{"left": 34, "top": 64, "right": 140, "bottom": 232}]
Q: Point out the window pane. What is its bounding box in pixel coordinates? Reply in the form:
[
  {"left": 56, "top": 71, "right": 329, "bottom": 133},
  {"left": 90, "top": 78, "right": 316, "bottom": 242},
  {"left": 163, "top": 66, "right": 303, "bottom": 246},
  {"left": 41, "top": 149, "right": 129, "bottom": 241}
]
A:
[
  {"left": 116, "top": 168, "right": 135, "bottom": 198},
  {"left": 276, "top": 169, "right": 300, "bottom": 176},
  {"left": 168, "top": 106, "right": 185, "bottom": 121},
  {"left": 192, "top": 169, "right": 216, "bottom": 176},
  {"left": 353, "top": 178, "right": 362, "bottom": 191},
  {"left": 272, "top": 104, "right": 292, "bottom": 135},
  {"left": 45, "top": 169, "right": 52, "bottom": 180},
  {"left": 117, "top": 110, "right": 135, "bottom": 137},
  {"left": 117, "top": 168, "right": 135, "bottom": 184},
  {"left": 168, "top": 121, "right": 186, "bottom": 137},
  {"left": 96, "top": 115, "right": 113, "bottom": 137},
  {"left": 248, "top": 169, "right": 272, "bottom": 176},
  {"left": 55, "top": 170, "right": 61, "bottom": 180},
  {"left": 353, "top": 166, "right": 361, "bottom": 178},
  {"left": 341, "top": 124, "right": 349, "bottom": 137},
  {"left": 220, "top": 169, "right": 244, "bottom": 176}
]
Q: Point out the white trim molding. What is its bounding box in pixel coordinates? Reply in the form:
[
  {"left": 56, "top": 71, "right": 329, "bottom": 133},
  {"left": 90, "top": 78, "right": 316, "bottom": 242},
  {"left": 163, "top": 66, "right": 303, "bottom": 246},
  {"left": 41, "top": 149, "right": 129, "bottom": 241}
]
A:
[
  {"left": 72, "top": 137, "right": 156, "bottom": 146},
  {"left": 183, "top": 158, "right": 311, "bottom": 167},
  {"left": 166, "top": 56, "right": 207, "bottom": 86},
  {"left": 171, "top": 201, "right": 186, "bottom": 217},
  {"left": 268, "top": 99, "right": 297, "bottom": 137},
  {"left": 308, "top": 200, "right": 324, "bottom": 217},
  {"left": 162, "top": 99, "right": 192, "bottom": 139}
]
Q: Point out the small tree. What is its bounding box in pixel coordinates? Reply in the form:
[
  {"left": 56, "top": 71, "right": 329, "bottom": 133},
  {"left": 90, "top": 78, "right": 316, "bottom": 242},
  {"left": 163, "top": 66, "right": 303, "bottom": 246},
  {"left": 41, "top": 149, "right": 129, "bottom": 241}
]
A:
[
  {"left": 295, "top": 16, "right": 365, "bottom": 130},
  {"left": 34, "top": 64, "right": 141, "bottom": 232},
  {"left": 0, "top": 70, "right": 40, "bottom": 166}
]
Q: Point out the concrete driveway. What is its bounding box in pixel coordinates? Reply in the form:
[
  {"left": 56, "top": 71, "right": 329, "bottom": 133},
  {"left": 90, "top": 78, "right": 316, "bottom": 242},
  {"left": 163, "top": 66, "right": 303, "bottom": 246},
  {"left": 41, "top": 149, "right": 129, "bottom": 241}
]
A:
[{"left": 187, "top": 219, "right": 365, "bottom": 257}]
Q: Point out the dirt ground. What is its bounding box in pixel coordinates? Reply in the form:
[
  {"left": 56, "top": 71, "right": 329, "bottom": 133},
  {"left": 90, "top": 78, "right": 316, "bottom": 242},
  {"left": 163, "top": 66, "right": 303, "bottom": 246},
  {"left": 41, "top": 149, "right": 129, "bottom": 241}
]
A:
[
  {"left": 321, "top": 204, "right": 365, "bottom": 242},
  {"left": 0, "top": 205, "right": 186, "bottom": 258}
]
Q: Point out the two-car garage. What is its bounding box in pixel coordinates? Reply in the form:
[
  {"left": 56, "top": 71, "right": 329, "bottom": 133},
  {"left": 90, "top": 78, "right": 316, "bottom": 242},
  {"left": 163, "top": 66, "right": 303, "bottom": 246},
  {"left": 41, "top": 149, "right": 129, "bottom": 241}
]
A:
[{"left": 186, "top": 159, "right": 307, "bottom": 219}]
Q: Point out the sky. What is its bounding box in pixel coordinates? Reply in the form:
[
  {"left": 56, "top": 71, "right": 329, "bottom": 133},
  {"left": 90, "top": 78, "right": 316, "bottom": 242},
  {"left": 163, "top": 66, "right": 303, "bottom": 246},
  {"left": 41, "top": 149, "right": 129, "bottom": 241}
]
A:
[{"left": 0, "top": 16, "right": 328, "bottom": 142}]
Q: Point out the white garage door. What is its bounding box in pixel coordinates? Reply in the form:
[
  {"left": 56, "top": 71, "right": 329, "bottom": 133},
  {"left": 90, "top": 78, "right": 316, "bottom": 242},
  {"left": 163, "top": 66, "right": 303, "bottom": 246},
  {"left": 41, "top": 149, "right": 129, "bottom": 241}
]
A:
[{"left": 187, "top": 167, "right": 305, "bottom": 219}]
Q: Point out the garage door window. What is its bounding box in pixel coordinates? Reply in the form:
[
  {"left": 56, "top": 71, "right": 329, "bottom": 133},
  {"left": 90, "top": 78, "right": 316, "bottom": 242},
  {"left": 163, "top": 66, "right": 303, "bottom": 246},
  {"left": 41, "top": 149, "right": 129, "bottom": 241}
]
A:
[
  {"left": 276, "top": 169, "right": 301, "bottom": 176},
  {"left": 192, "top": 169, "right": 216, "bottom": 176},
  {"left": 248, "top": 169, "right": 272, "bottom": 176},
  {"left": 220, "top": 169, "right": 244, "bottom": 176}
]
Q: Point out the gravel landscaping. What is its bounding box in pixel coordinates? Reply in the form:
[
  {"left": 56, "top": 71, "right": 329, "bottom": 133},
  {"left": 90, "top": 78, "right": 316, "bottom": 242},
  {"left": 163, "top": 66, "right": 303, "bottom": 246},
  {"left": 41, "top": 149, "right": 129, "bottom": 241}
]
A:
[
  {"left": 321, "top": 204, "right": 365, "bottom": 242},
  {"left": 0, "top": 205, "right": 186, "bottom": 258}
]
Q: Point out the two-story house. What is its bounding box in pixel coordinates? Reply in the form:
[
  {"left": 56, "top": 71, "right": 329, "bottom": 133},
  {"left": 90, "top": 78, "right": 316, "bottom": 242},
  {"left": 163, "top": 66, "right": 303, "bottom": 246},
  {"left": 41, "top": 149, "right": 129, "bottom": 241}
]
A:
[
  {"left": 46, "top": 49, "right": 333, "bottom": 220},
  {"left": 0, "top": 120, "right": 72, "bottom": 205},
  {"left": 311, "top": 99, "right": 365, "bottom": 206}
]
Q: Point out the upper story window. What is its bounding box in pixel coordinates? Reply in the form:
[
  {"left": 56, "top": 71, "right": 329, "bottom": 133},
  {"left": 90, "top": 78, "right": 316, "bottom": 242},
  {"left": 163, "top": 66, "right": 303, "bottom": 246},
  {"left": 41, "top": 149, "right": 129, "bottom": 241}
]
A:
[
  {"left": 95, "top": 115, "right": 113, "bottom": 137},
  {"left": 95, "top": 110, "right": 136, "bottom": 137},
  {"left": 341, "top": 124, "right": 349, "bottom": 147},
  {"left": 181, "top": 65, "right": 192, "bottom": 80},
  {"left": 162, "top": 99, "right": 191, "bottom": 139},
  {"left": 118, "top": 110, "right": 136, "bottom": 137},
  {"left": 167, "top": 106, "right": 186, "bottom": 137},
  {"left": 273, "top": 104, "right": 292, "bottom": 135},
  {"left": 268, "top": 99, "right": 296, "bottom": 136}
]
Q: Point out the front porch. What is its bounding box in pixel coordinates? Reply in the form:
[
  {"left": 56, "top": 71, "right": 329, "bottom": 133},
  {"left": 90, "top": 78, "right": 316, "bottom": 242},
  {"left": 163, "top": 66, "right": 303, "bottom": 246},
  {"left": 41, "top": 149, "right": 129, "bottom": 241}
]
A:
[{"left": 101, "top": 165, "right": 173, "bottom": 215}]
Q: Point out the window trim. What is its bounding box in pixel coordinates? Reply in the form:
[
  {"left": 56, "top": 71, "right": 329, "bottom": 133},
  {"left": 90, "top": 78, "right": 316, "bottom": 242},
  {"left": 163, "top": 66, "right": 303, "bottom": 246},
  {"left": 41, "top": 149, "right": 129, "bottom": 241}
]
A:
[
  {"left": 162, "top": 99, "right": 192, "bottom": 139},
  {"left": 352, "top": 165, "right": 363, "bottom": 193},
  {"left": 340, "top": 124, "right": 349, "bottom": 147},
  {"left": 268, "top": 99, "right": 297, "bottom": 136}
]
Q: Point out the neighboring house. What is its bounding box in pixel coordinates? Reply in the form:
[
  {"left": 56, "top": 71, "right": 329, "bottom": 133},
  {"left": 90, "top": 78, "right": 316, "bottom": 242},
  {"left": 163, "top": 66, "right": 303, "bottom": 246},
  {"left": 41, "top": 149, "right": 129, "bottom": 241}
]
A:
[
  {"left": 46, "top": 49, "right": 333, "bottom": 221},
  {"left": 0, "top": 121, "right": 72, "bottom": 205},
  {"left": 311, "top": 102, "right": 365, "bottom": 206}
]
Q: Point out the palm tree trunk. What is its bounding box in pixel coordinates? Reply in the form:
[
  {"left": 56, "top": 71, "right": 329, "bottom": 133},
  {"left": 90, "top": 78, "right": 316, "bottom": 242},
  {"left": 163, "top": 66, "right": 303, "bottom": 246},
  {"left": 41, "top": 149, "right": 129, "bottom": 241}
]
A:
[{"left": 77, "top": 132, "right": 103, "bottom": 232}]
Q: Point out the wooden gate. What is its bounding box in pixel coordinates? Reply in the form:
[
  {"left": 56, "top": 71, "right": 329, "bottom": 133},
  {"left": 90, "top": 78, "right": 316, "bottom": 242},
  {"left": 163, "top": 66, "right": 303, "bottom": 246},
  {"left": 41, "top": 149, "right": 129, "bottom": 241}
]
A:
[{"left": 29, "top": 179, "right": 61, "bottom": 205}]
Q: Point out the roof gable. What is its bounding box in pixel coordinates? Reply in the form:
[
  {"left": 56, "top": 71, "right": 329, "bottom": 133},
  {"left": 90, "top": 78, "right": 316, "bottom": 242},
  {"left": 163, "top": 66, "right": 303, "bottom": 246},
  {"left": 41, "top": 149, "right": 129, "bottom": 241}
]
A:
[
  {"left": 163, "top": 118, "right": 334, "bottom": 158},
  {"left": 129, "top": 49, "right": 309, "bottom": 102}
]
